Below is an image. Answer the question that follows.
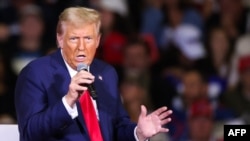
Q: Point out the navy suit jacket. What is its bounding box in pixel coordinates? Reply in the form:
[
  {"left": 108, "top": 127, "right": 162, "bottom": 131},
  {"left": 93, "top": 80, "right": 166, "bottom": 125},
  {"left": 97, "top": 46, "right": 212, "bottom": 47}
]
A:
[{"left": 15, "top": 49, "right": 137, "bottom": 141}]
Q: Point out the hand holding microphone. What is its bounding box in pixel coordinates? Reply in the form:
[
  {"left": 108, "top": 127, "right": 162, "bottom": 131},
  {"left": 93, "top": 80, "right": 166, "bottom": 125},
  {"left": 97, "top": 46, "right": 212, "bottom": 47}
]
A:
[
  {"left": 77, "top": 63, "right": 97, "bottom": 100},
  {"left": 65, "top": 63, "right": 96, "bottom": 108}
]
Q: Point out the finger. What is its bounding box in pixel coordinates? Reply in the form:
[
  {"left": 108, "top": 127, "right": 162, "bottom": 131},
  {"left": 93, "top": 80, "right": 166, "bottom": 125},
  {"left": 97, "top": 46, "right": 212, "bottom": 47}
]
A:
[
  {"left": 77, "top": 78, "right": 94, "bottom": 85},
  {"left": 78, "top": 71, "right": 95, "bottom": 79},
  {"left": 78, "top": 75, "right": 95, "bottom": 82},
  {"left": 159, "top": 127, "right": 169, "bottom": 133},
  {"left": 76, "top": 85, "right": 88, "bottom": 93},
  {"left": 159, "top": 110, "right": 173, "bottom": 120},
  {"left": 69, "top": 82, "right": 87, "bottom": 92},
  {"left": 67, "top": 85, "right": 87, "bottom": 99},
  {"left": 151, "top": 106, "right": 168, "bottom": 116},
  {"left": 72, "top": 75, "right": 94, "bottom": 86},
  {"left": 161, "top": 118, "right": 171, "bottom": 125},
  {"left": 140, "top": 105, "right": 147, "bottom": 118}
]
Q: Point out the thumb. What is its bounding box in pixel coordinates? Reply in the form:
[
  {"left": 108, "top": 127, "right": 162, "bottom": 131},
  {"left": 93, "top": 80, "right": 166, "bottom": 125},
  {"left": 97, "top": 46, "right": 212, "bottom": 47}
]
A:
[{"left": 140, "top": 105, "right": 147, "bottom": 118}]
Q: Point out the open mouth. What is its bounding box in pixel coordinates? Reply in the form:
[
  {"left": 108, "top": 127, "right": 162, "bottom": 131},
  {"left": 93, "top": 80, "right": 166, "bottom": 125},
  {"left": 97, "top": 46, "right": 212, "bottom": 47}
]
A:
[{"left": 76, "top": 55, "right": 86, "bottom": 62}]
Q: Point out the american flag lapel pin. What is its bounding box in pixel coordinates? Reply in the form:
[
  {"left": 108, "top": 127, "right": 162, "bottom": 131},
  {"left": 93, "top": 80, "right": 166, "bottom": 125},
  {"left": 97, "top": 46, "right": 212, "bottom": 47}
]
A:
[{"left": 98, "top": 75, "right": 103, "bottom": 81}]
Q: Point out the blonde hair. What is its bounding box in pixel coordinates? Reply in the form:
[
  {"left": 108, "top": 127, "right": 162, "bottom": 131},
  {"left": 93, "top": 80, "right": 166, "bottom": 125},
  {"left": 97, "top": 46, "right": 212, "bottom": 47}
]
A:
[{"left": 56, "top": 7, "right": 101, "bottom": 35}]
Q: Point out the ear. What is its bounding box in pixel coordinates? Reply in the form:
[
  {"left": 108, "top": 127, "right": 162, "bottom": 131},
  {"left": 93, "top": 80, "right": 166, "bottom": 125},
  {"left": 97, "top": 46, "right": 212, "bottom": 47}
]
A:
[{"left": 57, "top": 33, "right": 63, "bottom": 49}]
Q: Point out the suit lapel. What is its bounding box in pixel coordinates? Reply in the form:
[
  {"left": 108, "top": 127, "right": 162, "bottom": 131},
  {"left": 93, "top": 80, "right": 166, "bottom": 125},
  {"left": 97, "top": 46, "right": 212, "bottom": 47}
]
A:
[
  {"left": 76, "top": 102, "right": 89, "bottom": 136},
  {"left": 90, "top": 61, "right": 110, "bottom": 141},
  {"left": 50, "top": 49, "right": 89, "bottom": 137},
  {"left": 50, "top": 49, "right": 71, "bottom": 98}
]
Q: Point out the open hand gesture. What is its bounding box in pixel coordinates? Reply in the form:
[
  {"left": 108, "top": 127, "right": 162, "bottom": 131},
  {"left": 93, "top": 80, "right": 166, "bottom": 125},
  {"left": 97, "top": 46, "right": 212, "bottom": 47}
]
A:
[{"left": 136, "top": 105, "right": 172, "bottom": 141}]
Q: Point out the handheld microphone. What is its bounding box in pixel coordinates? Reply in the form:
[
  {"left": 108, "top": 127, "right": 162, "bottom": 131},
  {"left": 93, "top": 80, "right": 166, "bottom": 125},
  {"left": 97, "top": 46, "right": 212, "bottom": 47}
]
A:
[{"left": 77, "top": 63, "right": 97, "bottom": 100}]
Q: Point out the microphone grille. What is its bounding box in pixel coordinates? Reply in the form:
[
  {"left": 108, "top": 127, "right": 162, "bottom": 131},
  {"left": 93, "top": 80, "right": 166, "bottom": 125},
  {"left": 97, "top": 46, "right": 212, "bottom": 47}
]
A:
[{"left": 77, "top": 63, "right": 88, "bottom": 72}]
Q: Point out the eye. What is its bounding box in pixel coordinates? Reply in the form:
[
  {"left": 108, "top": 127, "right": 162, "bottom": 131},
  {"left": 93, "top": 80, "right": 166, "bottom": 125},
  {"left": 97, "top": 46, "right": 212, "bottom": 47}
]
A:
[
  {"left": 84, "top": 36, "right": 92, "bottom": 41},
  {"left": 70, "top": 37, "right": 78, "bottom": 42}
]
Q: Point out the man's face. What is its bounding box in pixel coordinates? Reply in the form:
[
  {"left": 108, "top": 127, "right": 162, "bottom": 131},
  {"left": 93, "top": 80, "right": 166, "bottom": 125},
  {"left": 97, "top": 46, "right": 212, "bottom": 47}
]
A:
[
  {"left": 57, "top": 23, "right": 100, "bottom": 70},
  {"left": 123, "top": 44, "right": 150, "bottom": 74},
  {"left": 20, "top": 15, "right": 44, "bottom": 40},
  {"left": 183, "top": 72, "right": 205, "bottom": 99}
]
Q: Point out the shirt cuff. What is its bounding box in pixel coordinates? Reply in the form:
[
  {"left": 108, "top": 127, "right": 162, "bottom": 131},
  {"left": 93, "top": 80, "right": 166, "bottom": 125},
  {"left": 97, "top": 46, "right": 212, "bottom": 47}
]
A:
[
  {"left": 134, "top": 126, "right": 149, "bottom": 141},
  {"left": 62, "top": 96, "right": 78, "bottom": 119}
]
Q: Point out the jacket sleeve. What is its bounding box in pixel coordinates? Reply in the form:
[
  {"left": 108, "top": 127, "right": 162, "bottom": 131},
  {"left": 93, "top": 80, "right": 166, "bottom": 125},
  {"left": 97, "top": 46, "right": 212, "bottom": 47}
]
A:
[{"left": 15, "top": 64, "right": 73, "bottom": 141}]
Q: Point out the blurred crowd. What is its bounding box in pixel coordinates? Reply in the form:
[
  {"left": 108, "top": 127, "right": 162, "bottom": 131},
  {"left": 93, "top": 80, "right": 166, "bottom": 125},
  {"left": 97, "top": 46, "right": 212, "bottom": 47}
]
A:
[{"left": 1, "top": 0, "right": 250, "bottom": 141}]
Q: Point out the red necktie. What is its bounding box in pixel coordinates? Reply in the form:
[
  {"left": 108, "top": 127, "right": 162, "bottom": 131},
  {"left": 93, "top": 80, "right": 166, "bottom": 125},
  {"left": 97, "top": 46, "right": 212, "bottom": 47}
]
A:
[{"left": 79, "top": 90, "right": 103, "bottom": 141}]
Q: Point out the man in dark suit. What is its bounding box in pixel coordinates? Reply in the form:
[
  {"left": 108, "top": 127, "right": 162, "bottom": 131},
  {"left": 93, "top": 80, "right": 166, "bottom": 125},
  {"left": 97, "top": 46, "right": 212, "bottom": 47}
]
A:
[{"left": 15, "top": 6, "right": 172, "bottom": 141}]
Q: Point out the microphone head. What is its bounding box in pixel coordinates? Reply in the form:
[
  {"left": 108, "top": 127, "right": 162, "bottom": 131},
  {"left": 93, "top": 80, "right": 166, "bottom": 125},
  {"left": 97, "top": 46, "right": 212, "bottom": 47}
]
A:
[{"left": 77, "top": 63, "right": 88, "bottom": 72}]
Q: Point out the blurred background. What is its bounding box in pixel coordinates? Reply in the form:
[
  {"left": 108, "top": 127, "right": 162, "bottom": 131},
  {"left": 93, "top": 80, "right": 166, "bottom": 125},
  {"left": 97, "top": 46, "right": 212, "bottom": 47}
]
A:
[{"left": 1, "top": 0, "right": 250, "bottom": 140}]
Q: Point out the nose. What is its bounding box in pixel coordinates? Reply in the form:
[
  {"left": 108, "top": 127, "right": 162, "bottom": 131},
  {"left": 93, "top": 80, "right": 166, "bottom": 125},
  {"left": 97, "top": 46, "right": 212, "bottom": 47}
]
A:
[{"left": 78, "top": 38, "right": 86, "bottom": 51}]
